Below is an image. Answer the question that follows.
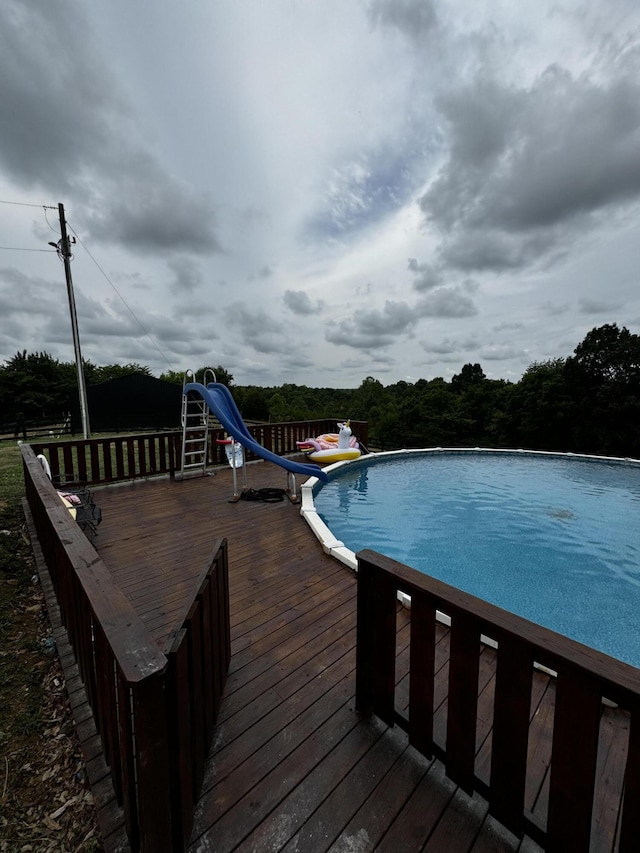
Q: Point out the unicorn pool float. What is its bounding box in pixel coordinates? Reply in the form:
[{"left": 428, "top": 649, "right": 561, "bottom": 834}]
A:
[{"left": 296, "top": 420, "right": 361, "bottom": 464}]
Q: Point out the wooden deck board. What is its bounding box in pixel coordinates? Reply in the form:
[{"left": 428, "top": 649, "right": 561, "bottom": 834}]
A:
[{"left": 32, "top": 459, "right": 629, "bottom": 852}]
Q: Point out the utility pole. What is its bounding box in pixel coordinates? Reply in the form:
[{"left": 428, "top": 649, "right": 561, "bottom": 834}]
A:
[{"left": 57, "top": 203, "right": 90, "bottom": 439}]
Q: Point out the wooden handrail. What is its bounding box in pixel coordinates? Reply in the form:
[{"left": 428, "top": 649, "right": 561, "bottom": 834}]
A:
[
  {"left": 31, "top": 431, "right": 180, "bottom": 485},
  {"left": 22, "top": 443, "right": 230, "bottom": 851},
  {"left": 356, "top": 549, "right": 640, "bottom": 851}
]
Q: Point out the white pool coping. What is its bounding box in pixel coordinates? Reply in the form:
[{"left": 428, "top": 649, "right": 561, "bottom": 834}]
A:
[
  {"left": 300, "top": 445, "right": 640, "bottom": 569},
  {"left": 300, "top": 446, "right": 640, "bottom": 673}
]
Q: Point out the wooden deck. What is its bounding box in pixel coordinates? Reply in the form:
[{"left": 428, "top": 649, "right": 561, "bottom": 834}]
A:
[{"left": 45, "top": 460, "right": 629, "bottom": 852}]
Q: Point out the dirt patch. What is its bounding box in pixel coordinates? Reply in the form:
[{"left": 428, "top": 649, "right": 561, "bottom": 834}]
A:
[{"left": 0, "top": 506, "right": 102, "bottom": 852}]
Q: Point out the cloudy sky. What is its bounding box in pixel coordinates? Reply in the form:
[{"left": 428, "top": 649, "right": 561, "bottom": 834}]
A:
[{"left": 1, "top": 0, "right": 640, "bottom": 387}]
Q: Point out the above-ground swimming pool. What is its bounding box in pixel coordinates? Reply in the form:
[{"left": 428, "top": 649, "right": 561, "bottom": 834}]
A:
[{"left": 310, "top": 450, "right": 640, "bottom": 668}]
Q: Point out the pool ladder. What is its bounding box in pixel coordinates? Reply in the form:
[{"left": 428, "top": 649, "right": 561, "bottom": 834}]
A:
[{"left": 179, "top": 369, "right": 215, "bottom": 479}]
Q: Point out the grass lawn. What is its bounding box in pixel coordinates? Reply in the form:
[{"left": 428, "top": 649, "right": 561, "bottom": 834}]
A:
[{"left": 0, "top": 440, "right": 101, "bottom": 852}]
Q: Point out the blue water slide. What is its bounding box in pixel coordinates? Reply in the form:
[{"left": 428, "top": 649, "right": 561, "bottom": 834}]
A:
[{"left": 184, "top": 382, "right": 328, "bottom": 483}]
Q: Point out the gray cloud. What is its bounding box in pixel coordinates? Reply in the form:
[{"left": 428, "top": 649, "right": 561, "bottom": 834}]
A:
[
  {"left": 439, "top": 228, "right": 567, "bottom": 273},
  {"left": 408, "top": 258, "right": 442, "bottom": 291},
  {"left": 0, "top": 268, "right": 59, "bottom": 315},
  {"left": 227, "top": 302, "right": 292, "bottom": 355},
  {"left": 0, "top": 2, "right": 220, "bottom": 256},
  {"left": 367, "top": 0, "right": 439, "bottom": 42},
  {"left": 326, "top": 300, "right": 417, "bottom": 349},
  {"left": 420, "top": 55, "right": 640, "bottom": 273},
  {"left": 540, "top": 301, "right": 570, "bottom": 316},
  {"left": 493, "top": 321, "right": 525, "bottom": 332},
  {"left": 421, "top": 336, "right": 480, "bottom": 355},
  {"left": 416, "top": 286, "right": 478, "bottom": 318},
  {"left": 168, "top": 257, "right": 204, "bottom": 293},
  {"left": 282, "top": 352, "right": 315, "bottom": 370},
  {"left": 326, "top": 285, "right": 479, "bottom": 352},
  {"left": 159, "top": 339, "right": 213, "bottom": 358},
  {"left": 479, "top": 344, "right": 529, "bottom": 361},
  {"left": 578, "top": 297, "right": 623, "bottom": 314},
  {"left": 84, "top": 178, "right": 219, "bottom": 256},
  {"left": 488, "top": 69, "right": 640, "bottom": 231},
  {"left": 0, "top": 2, "right": 120, "bottom": 193},
  {"left": 422, "top": 80, "right": 523, "bottom": 233},
  {"left": 283, "top": 290, "right": 323, "bottom": 316}
]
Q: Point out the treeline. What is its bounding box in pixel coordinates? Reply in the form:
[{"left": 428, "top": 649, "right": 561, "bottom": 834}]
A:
[{"left": 2, "top": 324, "right": 640, "bottom": 458}]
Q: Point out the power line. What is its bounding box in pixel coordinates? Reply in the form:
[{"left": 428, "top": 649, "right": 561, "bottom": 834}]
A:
[
  {"left": 67, "top": 224, "right": 174, "bottom": 370},
  {"left": 0, "top": 199, "right": 56, "bottom": 209},
  {"left": 0, "top": 200, "right": 59, "bottom": 251},
  {"left": 0, "top": 246, "right": 57, "bottom": 252},
  {"left": 44, "top": 206, "right": 61, "bottom": 234}
]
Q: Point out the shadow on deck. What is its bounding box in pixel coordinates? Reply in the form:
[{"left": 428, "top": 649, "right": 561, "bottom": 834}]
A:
[{"left": 33, "top": 460, "right": 630, "bottom": 852}]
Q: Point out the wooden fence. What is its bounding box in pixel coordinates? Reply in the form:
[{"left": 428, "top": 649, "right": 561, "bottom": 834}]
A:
[
  {"left": 31, "top": 419, "right": 368, "bottom": 485},
  {"left": 22, "top": 443, "right": 230, "bottom": 852},
  {"left": 31, "top": 431, "right": 179, "bottom": 485},
  {"left": 356, "top": 549, "right": 640, "bottom": 852}
]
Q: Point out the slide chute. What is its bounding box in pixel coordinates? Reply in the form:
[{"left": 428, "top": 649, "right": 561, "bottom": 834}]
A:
[{"left": 183, "top": 381, "right": 329, "bottom": 484}]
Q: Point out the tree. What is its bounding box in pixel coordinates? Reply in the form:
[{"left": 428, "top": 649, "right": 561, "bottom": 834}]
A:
[
  {"left": 352, "top": 377, "right": 387, "bottom": 419},
  {"left": 196, "top": 364, "right": 234, "bottom": 387},
  {"left": 268, "top": 392, "right": 287, "bottom": 422},
  {"left": 565, "top": 324, "right": 640, "bottom": 456},
  {"left": 569, "top": 324, "right": 640, "bottom": 384},
  {"left": 451, "top": 362, "right": 486, "bottom": 393},
  {"left": 234, "top": 386, "right": 270, "bottom": 420},
  {"left": 93, "top": 363, "right": 152, "bottom": 384},
  {"left": 0, "top": 351, "right": 78, "bottom": 422},
  {"left": 160, "top": 364, "right": 234, "bottom": 387},
  {"left": 158, "top": 369, "right": 185, "bottom": 385},
  {"left": 398, "top": 378, "right": 458, "bottom": 447},
  {"left": 506, "top": 359, "right": 573, "bottom": 451}
]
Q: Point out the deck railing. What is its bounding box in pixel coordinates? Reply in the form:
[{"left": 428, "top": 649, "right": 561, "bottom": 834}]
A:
[
  {"left": 166, "top": 542, "right": 230, "bottom": 850},
  {"left": 22, "top": 443, "right": 230, "bottom": 852},
  {"left": 31, "top": 430, "right": 179, "bottom": 484},
  {"left": 356, "top": 549, "right": 640, "bottom": 852},
  {"left": 31, "top": 419, "right": 368, "bottom": 485}
]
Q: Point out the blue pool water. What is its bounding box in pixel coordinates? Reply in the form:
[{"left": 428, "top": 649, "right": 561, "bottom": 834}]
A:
[{"left": 313, "top": 451, "right": 640, "bottom": 667}]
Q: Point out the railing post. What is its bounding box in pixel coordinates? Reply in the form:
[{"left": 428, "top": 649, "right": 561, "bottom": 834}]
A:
[
  {"left": 132, "top": 672, "right": 173, "bottom": 852},
  {"left": 408, "top": 594, "right": 436, "bottom": 757},
  {"left": 169, "top": 432, "right": 178, "bottom": 479},
  {"left": 167, "top": 631, "right": 193, "bottom": 851},
  {"left": 489, "top": 637, "right": 533, "bottom": 836},
  {"left": 355, "top": 557, "right": 374, "bottom": 717},
  {"left": 116, "top": 677, "right": 138, "bottom": 849},
  {"left": 546, "top": 666, "right": 601, "bottom": 851},
  {"left": 356, "top": 555, "right": 397, "bottom": 726},
  {"left": 446, "top": 609, "right": 480, "bottom": 793},
  {"left": 619, "top": 706, "right": 640, "bottom": 851}
]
